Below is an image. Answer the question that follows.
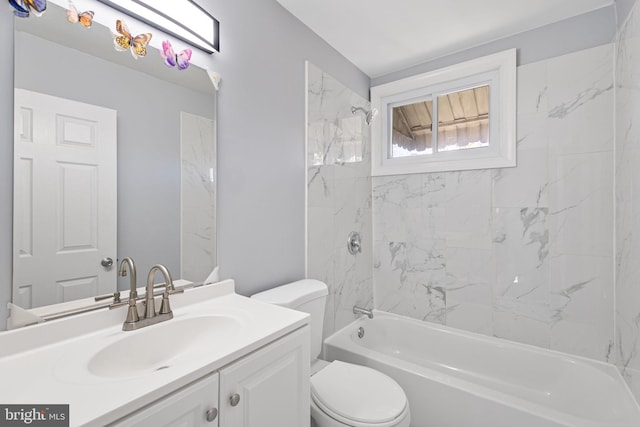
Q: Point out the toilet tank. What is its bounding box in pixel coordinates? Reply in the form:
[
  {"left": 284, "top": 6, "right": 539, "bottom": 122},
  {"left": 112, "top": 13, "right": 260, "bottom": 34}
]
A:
[{"left": 252, "top": 279, "right": 328, "bottom": 360}]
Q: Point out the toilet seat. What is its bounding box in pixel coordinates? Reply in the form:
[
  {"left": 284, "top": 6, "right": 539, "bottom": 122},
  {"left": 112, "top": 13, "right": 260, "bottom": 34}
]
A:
[{"left": 311, "top": 360, "right": 408, "bottom": 426}]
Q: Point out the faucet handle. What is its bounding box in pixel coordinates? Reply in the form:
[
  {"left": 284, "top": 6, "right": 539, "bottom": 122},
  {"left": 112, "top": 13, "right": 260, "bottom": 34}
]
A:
[
  {"left": 159, "top": 285, "right": 183, "bottom": 315},
  {"left": 95, "top": 290, "right": 121, "bottom": 303},
  {"left": 124, "top": 299, "right": 140, "bottom": 323},
  {"left": 159, "top": 292, "right": 173, "bottom": 315}
]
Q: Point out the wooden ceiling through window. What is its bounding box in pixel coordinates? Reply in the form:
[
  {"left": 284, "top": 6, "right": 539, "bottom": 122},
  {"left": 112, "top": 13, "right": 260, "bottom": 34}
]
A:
[{"left": 392, "top": 85, "right": 489, "bottom": 152}]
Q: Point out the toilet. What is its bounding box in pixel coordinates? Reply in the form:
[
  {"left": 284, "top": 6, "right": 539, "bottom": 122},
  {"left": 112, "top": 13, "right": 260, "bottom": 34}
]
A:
[{"left": 252, "top": 279, "right": 410, "bottom": 427}]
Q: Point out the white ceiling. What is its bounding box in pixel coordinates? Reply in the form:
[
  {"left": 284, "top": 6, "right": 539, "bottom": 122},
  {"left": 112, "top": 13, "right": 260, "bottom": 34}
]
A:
[{"left": 276, "top": 0, "right": 614, "bottom": 78}]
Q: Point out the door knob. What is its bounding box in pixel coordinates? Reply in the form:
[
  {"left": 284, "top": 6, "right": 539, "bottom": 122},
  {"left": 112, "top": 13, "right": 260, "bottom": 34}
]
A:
[
  {"left": 230, "top": 393, "right": 240, "bottom": 406},
  {"left": 101, "top": 257, "right": 114, "bottom": 268},
  {"left": 205, "top": 407, "right": 218, "bottom": 422}
]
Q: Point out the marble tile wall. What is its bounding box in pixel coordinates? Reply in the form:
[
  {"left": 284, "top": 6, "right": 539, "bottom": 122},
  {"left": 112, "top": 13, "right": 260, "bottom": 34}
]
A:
[
  {"left": 373, "top": 44, "right": 615, "bottom": 362},
  {"left": 306, "top": 62, "right": 374, "bottom": 338},
  {"left": 616, "top": 0, "right": 640, "bottom": 401},
  {"left": 181, "top": 112, "right": 217, "bottom": 284}
]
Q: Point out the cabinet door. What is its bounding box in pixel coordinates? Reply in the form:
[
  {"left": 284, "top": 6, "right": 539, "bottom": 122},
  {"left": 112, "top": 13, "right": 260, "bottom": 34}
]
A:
[
  {"left": 111, "top": 373, "right": 219, "bottom": 427},
  {"left": 219, "top": 326, "right": 310, "bottom": 427}
]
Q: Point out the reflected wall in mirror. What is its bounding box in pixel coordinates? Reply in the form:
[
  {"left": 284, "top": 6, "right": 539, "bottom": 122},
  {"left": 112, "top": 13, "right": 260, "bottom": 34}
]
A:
[
  {"left": 180, "top": 112, "right": 216, "bottom": 283},
  {"left": 12, "top": 1, "right": 217, "bottom": 311}
]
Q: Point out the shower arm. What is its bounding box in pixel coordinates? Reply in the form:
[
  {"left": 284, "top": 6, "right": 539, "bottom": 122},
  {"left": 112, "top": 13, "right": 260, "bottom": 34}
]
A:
[{"left": 350, "top": 106, "right": 378, "bottom": 125}]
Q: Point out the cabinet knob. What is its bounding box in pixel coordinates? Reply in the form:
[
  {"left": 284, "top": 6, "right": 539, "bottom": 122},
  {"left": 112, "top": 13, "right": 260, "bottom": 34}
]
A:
[
  {"left": 205, "top": 407, "right": 218, "bottom": 422},
  {"left": 230, "top": 393, "right": 241, "bottom": 407}
]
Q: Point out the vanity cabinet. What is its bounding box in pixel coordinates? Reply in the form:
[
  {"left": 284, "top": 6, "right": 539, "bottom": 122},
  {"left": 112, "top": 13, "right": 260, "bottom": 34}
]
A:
[
  {"left": 219, "top": 326, "right": 310, "bottom": 426},
  {"left": 111, "top": 326, "right": 309, "bottom": 427},
  {"left": 111, "top": 373, "right": 220, "bottom": 427}
]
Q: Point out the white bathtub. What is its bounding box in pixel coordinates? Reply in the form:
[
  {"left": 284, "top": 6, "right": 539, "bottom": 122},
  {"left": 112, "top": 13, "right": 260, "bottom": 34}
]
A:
[{"left": 323, "top": 311, "right": 640, "bottom": 427}]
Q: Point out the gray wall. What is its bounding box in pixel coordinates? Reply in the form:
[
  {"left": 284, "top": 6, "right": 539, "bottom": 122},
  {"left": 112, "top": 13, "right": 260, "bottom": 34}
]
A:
[
  {"left": 201, "top": 0, "right": 370, "bottom": 295},
  {"left": 372, "top": 6, "right": 617, "bottom": 86}
]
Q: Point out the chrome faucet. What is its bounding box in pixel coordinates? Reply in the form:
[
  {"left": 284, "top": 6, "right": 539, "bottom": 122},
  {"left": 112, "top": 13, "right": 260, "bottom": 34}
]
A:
[
  {"left": 122, "top": 264, "right": 183, "bottom": 331},
  {"left": 353, "top": 305, "right": 373, "bottom": 319}
]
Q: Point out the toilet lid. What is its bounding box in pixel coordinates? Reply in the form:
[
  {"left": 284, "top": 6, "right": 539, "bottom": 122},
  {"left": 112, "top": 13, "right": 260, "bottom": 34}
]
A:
[{"left": 311, "top": 361, "right": 407, "bottom": 424}]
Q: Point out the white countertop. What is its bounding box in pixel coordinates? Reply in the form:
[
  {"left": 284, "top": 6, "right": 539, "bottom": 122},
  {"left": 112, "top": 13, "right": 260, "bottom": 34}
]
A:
[{"left": 0, "top": 280, "right": 309, "bottom": 426}]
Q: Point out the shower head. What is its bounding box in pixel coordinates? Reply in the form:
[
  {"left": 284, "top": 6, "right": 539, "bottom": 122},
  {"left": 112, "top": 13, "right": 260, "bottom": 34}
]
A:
[{"left": 351, "top": 106, "right": 379, "bottom": 125}]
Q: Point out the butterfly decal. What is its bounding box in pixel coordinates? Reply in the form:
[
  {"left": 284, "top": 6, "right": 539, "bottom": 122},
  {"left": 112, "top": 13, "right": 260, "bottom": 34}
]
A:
[
  {"left": 160, "top": 40, "right": 192, "bottom": 71},
  {"left": 113, "top": 19, "right": 152, "bottom": 59},
  {"left": 8, "top": 0, "right": 46, "bottom": 18},
  {"left": 66, "top": 0, "right": 93, "bottom": 28}
]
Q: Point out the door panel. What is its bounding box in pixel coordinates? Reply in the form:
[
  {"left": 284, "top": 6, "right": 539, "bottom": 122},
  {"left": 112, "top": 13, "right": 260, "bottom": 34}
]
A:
[{"left": 13, "top": 89, "right": 117, "bottom": 309}]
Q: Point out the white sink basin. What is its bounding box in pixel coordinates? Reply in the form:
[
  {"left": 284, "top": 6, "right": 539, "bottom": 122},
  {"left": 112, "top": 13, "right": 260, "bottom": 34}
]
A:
[{"left": 88, "top": 315, "right": 242, "bottom": 378}]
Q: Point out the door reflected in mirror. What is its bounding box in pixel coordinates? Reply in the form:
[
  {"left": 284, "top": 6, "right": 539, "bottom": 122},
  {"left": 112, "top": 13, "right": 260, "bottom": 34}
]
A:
[{"left": 14, "top": 90, "right": 118, "bottom": 308}]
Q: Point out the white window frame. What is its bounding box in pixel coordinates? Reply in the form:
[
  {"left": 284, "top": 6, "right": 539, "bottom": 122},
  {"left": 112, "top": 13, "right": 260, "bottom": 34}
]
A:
[{"left": 371, "top": 49, "right": 517, "bottom": 176}]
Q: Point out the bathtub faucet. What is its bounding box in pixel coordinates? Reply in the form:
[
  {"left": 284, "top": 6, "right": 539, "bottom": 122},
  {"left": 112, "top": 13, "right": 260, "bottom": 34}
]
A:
[{"left": 353, "top": 305, "right": 373, "bottom": 319}]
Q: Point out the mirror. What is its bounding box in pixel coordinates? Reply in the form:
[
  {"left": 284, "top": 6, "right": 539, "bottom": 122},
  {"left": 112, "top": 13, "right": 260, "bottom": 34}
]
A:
[{"left": 12, "top": 1, "right": 217, "bottom": 312}]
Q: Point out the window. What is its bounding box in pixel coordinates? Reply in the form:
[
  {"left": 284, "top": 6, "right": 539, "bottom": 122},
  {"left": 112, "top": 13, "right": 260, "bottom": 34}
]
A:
[{"left": 371, "top": 49, "right": 516, "bottom": 175}]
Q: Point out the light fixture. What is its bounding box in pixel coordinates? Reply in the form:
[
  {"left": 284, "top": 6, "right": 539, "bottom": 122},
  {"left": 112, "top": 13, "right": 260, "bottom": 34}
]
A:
[{"left": 96, "top": 0, "right": 219, "bottom": 54}]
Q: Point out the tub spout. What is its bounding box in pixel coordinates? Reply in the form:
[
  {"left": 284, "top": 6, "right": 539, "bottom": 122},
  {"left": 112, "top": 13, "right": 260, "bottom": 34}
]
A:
[{"left": 353, "top": 306, "right": 373, "bottom": 319}]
